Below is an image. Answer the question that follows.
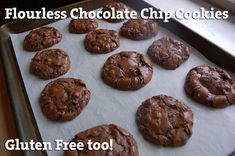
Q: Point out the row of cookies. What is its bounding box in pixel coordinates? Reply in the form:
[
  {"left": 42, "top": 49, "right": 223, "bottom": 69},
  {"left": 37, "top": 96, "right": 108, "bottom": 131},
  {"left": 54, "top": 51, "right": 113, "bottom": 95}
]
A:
[
  {"left": 25, "top": 25, "right": 235, "bottom": 107},
  {"left": 24, "top": 24, "right": 188, "bottom": 80},
  {"left": 64, "top": 94, "right": 194, "bottom": 155}
]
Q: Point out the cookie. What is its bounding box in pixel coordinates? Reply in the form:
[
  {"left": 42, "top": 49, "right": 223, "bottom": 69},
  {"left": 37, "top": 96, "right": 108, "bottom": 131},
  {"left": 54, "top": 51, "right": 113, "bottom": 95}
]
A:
[
  {"left": 102, "top": 2, "right": 130, "bottom": 23},
  {"left": 30, "top": 49, "right": 71, "bottom": 80},
  {"left": 64, "top": 124, "right": 138, "bottom": 156},
  {"left": 40, "top": 78, "right": 90, "bottom": 121},
  {"left": 121, "top": 19, "right": 158, "bottom": 40},
  {"left": 84, "top": 29, "right": 120, "bottom": 54},
  {"left": 147, "top": 37, "right": 190, "bottom": 70},
  {"left": 102, "top": 51, "right": 153, "bottom": 90},
  {"left": 185, "top": 64, "right": 235, "bottom": 108},
  {"left": 69, "top": 19, "right": 98, "bottom": 34},
  {"left": 23, "top": 27, "right": 62, "bottom": 51},
  {"left": 136, "top": 95, "right": 194, "bottom": 146}
]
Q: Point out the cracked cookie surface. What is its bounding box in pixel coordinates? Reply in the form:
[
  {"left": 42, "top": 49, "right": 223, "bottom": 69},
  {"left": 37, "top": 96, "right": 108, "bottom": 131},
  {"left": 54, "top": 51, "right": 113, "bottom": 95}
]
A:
[
  {"left": 40, "top": 78, "right": 90, "bottom": 121},
  {"left": 136, "top": 95, "right": 193, "bottom": 146},
  {"left": 102, "top": 2, "right": 131, "bottom": 23},
  {"left": 102, "top": 51, "right": 153, "bottom": 90},
  {"left": 185, "top": 64, "right": 235, "bottom": 108},
  {"left": 121, "top": 19, "right": 158, "bottom": 40},
  {"left": 30, "top": 49, "right": 71, "bottom": 80},
  {"left": 147, "top": 37, "right": 190, "bottom": 70},
  {"left": 23, "top": 27, "right": 62, "bottom": 51},
  {"left": 64, "top": 124, "right": 139, "bottom": 156},
  {"left": 69, "top": 19, "right": 98, "bottom": 34},
  {"left": 84, "top": 29, "right": 120, "bottom": 54}
]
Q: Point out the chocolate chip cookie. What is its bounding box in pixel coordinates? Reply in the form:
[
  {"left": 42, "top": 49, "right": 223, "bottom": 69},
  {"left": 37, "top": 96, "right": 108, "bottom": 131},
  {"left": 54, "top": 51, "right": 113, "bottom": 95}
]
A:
[
  {"left": 30, "top": 49, "right": 71, "bottom": 80},
  {"left": 69, "top": 19, "right": 98, "bottom": 34},
  {"left": 121, "top": 19, "right": 158, "bottom": 40},
  {"left": 102, "top": 51, "right": 153, "bottom": 90},
  {"left": 23, "top": 27, "right": 62, "bottom": 51},
  {"left": 84, "top": 29, "right": 120, "bottom": 54},
  {"left": 40, "top": 78, "right": 90, "bottom": 121},
  {"left": 64, "top": 124, "right": 139, "bottom": 156},
  {"left": 102, "top": 2, "right": 130, "bottom": 23},
  {"left": 136, "top": 95, "right": 194, "bottom": 146},
  {"left": 185, "top": 64, "right": 235, "bottom": 108},
  {"left": 147, "top": 37, "right": 190, "bottom": 70}
]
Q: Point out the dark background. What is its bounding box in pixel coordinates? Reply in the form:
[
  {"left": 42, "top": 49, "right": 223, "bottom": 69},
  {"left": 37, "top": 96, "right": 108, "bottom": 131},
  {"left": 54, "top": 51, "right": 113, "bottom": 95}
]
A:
[{"left": 0, "top": 0, "right": 83, "bottom": 25}]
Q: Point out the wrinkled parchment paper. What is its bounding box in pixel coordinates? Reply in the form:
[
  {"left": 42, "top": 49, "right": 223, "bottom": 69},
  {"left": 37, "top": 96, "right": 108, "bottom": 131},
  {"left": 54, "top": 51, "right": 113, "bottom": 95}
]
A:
[{"left": 10, "top": 10, "right": 235, "bottom": 156}]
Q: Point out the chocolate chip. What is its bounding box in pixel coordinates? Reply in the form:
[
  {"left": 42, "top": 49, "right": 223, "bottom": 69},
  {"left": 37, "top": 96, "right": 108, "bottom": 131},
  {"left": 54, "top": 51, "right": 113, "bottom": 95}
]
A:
[
  {"left": 40, "top": 78, "right": 90, "bottom": 121},
  {"left": 30, "top": 49, "right": 71, "bottom": 80},
  {"left": 64, "top": 124, "right": 139, "bottom": 156},
  {"left": 136, "top": 95, "right": 194, "bottom": 146},
  {"left": 185, "top": 64, "right": 235, "bottom": 108},
  {"left": 102, "top": 51, "right": 153, "bottom": 90},
  {"left": 121, "top": 19, "right": 158, "bottom": 40},
  {"left": 69, "top": 19, "right": 98, "bottom": 34},
  {"left": 84, "top": 29, "right": 120, "bottom": 54},
  {"left": 23, "top": 27, "right": 62, "bottom": 51},
  {"left": 147, "top": 37, "right": 190, "bottom": 70}
]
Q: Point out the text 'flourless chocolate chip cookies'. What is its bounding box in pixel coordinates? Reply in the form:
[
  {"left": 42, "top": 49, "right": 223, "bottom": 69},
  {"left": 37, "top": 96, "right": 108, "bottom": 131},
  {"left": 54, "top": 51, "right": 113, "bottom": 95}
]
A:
[
  {"left": 185, "top": 64, "right": 235, "bottom": 108},
  {"left": 121, "top": 19, "right": 158, "bottom": 40},
  {"left": 136, "top": 95, "right": 194, "bottom": 147},
  {"left": 40, "top": 78, "right": 91, "bottom": 121},
  {"left": 30, "top": 49, "right": 71, "bottom": 80},
  {"left": 23, "top": 27, "right": 62, "bottom": 51},
  {"left": 84, "top": 29, "right": 120, "bottom": 54},
  {"left": 102, "top": 51, "right": 153, "bottom": 90},
  {"left": 147, "top": 37, "right": 190, "bottom": 70},
  {"left": 64, "top": 124, "right": 139, "bottom": 156},
  {"left": 69, "top": 19, "right": 98, "bottom": 34}
]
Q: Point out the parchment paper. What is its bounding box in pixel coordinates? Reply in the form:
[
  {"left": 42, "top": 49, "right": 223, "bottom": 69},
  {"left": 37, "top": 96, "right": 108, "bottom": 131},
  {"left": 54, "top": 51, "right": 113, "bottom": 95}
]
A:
[{"left": 10, "top": 9, "right": 235, "bottom": 156}]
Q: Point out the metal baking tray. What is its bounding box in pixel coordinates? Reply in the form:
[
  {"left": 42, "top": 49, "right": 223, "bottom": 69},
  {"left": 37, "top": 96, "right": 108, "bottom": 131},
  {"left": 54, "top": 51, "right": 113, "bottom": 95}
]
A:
[{"left": 0, "top": 0, "right": 234, "bottom": 156}]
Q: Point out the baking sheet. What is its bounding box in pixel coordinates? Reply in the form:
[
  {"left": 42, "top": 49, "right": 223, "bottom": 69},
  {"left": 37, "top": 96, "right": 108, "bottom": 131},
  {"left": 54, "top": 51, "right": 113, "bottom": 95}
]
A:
[{"left": 10, "top": 8, "right": 235, "bottom": 156}]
